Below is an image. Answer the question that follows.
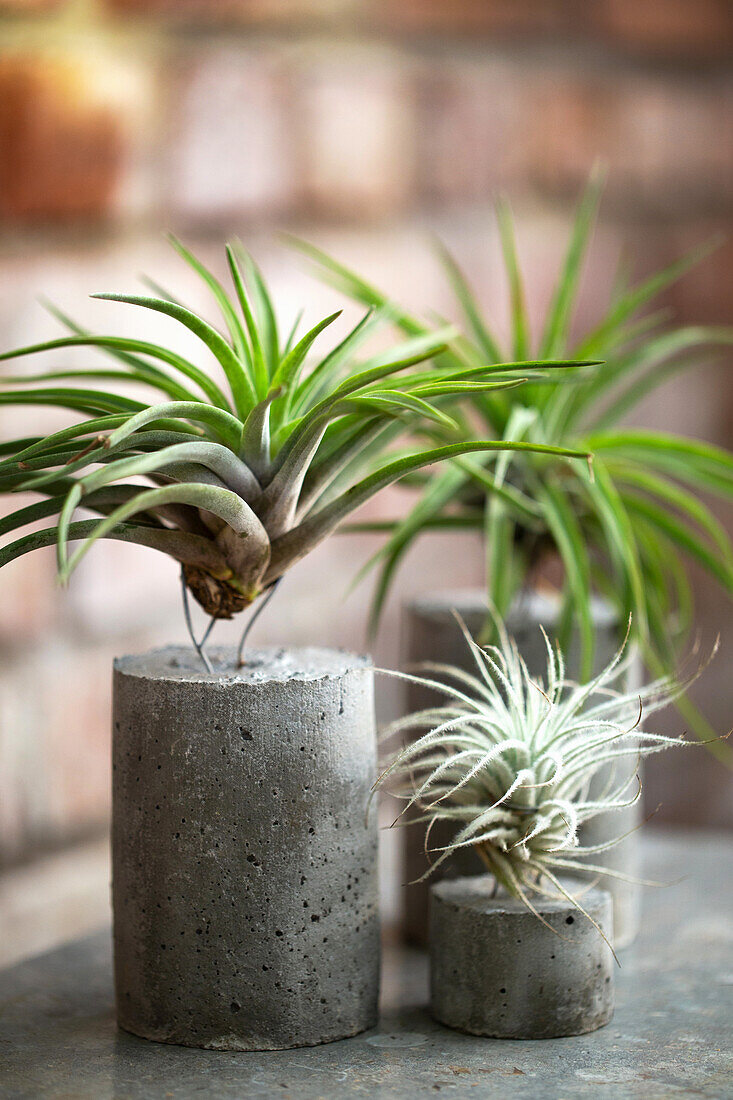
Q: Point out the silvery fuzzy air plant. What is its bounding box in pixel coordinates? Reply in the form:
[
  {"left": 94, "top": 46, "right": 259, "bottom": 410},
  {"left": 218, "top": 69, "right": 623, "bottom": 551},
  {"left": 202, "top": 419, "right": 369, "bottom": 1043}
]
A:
[
  {"left": 375, "top": 618, "right": 713, "bottom": 934},
  {"left": 0, "top": 239, "right": 592, "bottom": 668}
]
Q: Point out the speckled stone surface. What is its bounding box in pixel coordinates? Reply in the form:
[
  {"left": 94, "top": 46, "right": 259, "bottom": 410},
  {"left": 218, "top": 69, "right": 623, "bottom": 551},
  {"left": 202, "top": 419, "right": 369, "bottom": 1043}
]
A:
[
  {"left": 430, "top": 877, "right": 614, "bottom": 1038},
  {"left": 112, "top": 646, "right": 379, "bottom": 1051},
  {"left": 402, "top": 590, "right": 641, "bottom": 947},
  {"left": 1, "top": 831, "right": 731, "bottom": 1099}
]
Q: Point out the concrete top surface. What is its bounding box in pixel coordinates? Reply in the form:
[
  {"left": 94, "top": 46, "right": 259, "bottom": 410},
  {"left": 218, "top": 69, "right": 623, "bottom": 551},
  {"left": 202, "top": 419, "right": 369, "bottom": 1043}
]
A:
[
  {"left": 113, "top": 645, "right": 371, "bottom": 685},
  {"left": 408, "top": 588, "right": 618, "bottom": 628},
  {"left": 1, "top": 830, "right": 731, "bottom": 1100},
  {"left": 431, "top": 874, "right": 609, "bottom": 916}
]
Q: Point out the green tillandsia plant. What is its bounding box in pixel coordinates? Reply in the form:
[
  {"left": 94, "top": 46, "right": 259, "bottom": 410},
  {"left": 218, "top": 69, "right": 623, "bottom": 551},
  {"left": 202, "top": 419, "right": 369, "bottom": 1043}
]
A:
[
  {"left": 374, "top": 616, "right": 715, "bottom": 942},
  {"left": 0, "top": 237, "right": 594, "bottom": 668},
  {"left": 292, "top": 174, "right": 733, "bottom": 757}
]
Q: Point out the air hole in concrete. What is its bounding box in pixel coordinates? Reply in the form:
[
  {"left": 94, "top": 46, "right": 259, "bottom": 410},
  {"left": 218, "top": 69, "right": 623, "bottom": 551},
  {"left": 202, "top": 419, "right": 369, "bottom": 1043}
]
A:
[
  {"left": 230, "top": 1001, "right": 241, "bottom": 1012},
  {"left": 566, "top": 915, "right": 575, "bottom": 925}
]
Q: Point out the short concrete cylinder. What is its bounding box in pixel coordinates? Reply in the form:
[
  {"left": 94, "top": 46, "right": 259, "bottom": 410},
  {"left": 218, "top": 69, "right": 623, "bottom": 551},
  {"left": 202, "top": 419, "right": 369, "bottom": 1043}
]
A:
[
  {"left": 430, "top": 876, "right": 614, "bottom": 1039},
  {"left": 112, "top": 645, "right": 380, "bottom": 1051},
  {"left": 403, "top": 590, "right": 641, "bottom": 948}
]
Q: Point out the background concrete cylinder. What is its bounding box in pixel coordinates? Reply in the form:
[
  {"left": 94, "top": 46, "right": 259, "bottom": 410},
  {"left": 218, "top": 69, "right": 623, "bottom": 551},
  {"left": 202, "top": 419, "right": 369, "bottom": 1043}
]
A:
[
  {"left": 112, "top": 645, "right": 380, "bottom": 1051},
  {"left": 430, "top": 875, "right": 614, "bottom": 1039},
  {"left": 402, "top": 590, "right": 641, "bottom": 948}
]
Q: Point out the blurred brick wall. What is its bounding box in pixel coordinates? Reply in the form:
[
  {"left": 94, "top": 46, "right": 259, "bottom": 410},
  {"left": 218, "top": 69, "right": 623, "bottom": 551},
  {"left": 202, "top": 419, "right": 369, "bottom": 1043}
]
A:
[{"left": 0, "top": 0, "right": 731, "bottom": 867}]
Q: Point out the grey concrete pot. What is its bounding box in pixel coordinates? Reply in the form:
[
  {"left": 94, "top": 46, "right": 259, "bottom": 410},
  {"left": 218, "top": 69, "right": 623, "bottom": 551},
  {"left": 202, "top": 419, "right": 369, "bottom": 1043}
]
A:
[
  {"left": 430, "top": 875, "right": 614, "bottom": 1039},
  {"left": 112, "top": 645, "right": 380, "bottom": 1051},
  {"left": 402, "top": 590, "right": 641, "bottom": 948}
]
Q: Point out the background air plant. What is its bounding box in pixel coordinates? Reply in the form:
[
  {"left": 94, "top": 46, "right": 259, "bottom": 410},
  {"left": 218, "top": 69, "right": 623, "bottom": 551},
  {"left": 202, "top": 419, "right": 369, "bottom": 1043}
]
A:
[
  {"left": 374, "top": 617, "right": 710, "bottom": 930},
  {"left": 0, "top": 238, "right": 592, "bottom": 666},
  {"left": 294, "top": 174, "right": 733, "bottom": 751}
]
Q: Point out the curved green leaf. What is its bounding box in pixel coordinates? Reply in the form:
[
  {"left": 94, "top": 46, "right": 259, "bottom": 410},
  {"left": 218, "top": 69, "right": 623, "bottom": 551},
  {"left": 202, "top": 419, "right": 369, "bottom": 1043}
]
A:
[
  {"left": 610, "top": 463, "right": 733, "bottom": 565},
  {"left": 233, "top": 244, "right": 280, "bottom": 378},
  {"left": 168, "top": 235, "right": 252, "bottom": 372},
  {"left": 293, "top": 308, "right": 378, "bottom": 412},
  {"left": 270, "top": 311, "right": 342, "bottom": 411},
  {"left": 433, "top": 238, "right": 503, "bottom": 363},
  {"left": 1, "top": 367, "right": 195, "bottom": 403},
  {"left": 0, "top": 388, "right": 144, "bottom": 416},
  {"left": 576, "top": 236, "right": 722, "bottom": 359},
  {"left": 496, "top": 198, "right": 530, "bottom": 361},
  {"left": 91, "top": 293, "right": 255, "bottom": 416},
  {"left": 0, "top": 333, "right": 230, "bottom": 409},
  {"left": 536, "top": 480, "right": 594, "bottom": 680},
  {"left": 0, "top": 521, "right": 232, "bottom": 576},
  {"left": 578, "top": 459, "right": 647, "bottom": 645},
  {"left": 106, "top": 402, "right": 244, "bottom": 452},
  {"left": 267, "top": 439, "right": 590, "bottom": 584},
  {"left": 224, "top": 247, "right": 268, "bottom": 396},
  {"left": 540, "top": 169, "right": 603, "bottom": 359},
  {"left": 75, "top": 442, "right": 261, "bottom": 502},
  {"left": 622, "top": 492, "right": 733, "bottom": 592},
  {"left": 60, "top": 482, "right": 269, "bottom": 584}
]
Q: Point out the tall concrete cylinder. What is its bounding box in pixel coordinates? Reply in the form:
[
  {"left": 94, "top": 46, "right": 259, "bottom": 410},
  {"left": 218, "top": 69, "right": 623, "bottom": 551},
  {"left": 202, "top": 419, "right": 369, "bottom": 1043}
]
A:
[
  {"left": 430, "top": 875, "right": 614, "bottom": 1039},
  {"left": 402, "top": 590, "right": 641, "bottom": 948},
  {"left": 112, "top": 645, "right": 380, "bottom": 1051}
]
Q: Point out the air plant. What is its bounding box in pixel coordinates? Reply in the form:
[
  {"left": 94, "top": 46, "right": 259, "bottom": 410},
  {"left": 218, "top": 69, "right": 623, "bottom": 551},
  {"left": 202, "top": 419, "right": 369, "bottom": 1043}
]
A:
[
  {"left": 293, "top": 174, "right": 733, "bottom": 753},
  {"left": 374, "top": 617, "right": 712, "bottom": 932},
  {"left": 0, "top": 238, "right": 594, "bottom": 667}
]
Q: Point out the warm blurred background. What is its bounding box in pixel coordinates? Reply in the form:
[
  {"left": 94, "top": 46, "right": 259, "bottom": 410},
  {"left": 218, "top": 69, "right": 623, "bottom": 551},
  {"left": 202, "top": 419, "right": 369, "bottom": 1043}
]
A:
[{"left": 0, "top": 0, "right": 731, "bottom": 966}]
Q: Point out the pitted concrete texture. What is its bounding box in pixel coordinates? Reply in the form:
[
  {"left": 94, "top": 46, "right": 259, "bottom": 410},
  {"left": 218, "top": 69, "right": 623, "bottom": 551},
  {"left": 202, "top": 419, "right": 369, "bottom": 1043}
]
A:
[
  {"left": 403, "top": 591, "right": 640, "bottom": 947},
  {"left": 430, "top": 876, "right": 614, "bottom": 1039},
  {"left": 2, "top": 832, "right": 731, "bottom": 1099},
  {"left": 112, "top": 646, "right": 380, "bottom": 1051}
]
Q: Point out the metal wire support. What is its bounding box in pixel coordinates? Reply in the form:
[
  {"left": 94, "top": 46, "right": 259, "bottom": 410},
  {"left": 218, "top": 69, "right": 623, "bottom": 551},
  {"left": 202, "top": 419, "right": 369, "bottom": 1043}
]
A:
[
  {"left": 236, "top": 579, "right": 281, "bottom": 668},
  {"left": 180, "top": 565, "right": 215, "bottom": 674}
]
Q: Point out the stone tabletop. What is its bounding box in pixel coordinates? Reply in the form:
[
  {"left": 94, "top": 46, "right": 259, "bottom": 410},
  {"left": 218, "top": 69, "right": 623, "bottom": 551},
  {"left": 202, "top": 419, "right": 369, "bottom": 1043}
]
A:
[{"left": 1, "top": 830, "right": 731, "bottom": 1099}]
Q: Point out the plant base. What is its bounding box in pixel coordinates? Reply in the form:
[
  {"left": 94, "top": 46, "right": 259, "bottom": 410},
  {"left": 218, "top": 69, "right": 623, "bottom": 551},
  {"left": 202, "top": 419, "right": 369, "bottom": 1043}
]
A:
[
  {"left": 112, "top": 645, "right": 380, "bottom": 1051},
  {"left": 430, "top": 875, "right": 614, "bottom": 1039}
]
